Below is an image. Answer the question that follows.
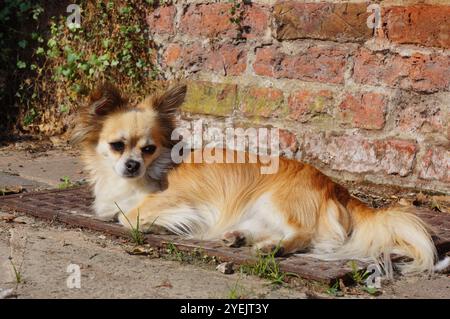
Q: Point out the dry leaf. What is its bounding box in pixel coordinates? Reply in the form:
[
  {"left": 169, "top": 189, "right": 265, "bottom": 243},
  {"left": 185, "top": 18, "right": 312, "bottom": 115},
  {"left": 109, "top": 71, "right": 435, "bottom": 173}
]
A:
[
  {"left": 154, "top": 279, "right": 173, "bottom": 289},
  {"left": 0, "top": 186, "right": 24, "bottom": 195},
  {"left": 0, "top": 213, "right": 16, "bottom": 223}
]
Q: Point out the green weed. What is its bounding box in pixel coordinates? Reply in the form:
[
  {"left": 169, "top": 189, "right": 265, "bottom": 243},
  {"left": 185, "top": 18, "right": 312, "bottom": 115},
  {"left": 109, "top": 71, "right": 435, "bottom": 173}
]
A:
[
  {"left": 58, "top": 176, "right": 74, "bottom": 189},
  {"left": 115, "top": 202, "right": 145, "bottom": 245},
  {"left": 240, "top": 245, "right": 292, "bottom": 285},
  {"left": 8, "top": 257, "right": 22, "bottom": 284}
]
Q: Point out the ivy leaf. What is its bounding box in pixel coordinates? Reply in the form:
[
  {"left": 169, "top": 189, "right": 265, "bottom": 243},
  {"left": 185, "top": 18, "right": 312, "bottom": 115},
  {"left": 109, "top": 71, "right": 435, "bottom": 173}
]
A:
[
  {"left": 47, "top": 38, "right": 57, "bottom": 48},
  {"left": 62, "top": 68, "right": 73, "bottom": 77},
  {"left": 17, "top": 60, "right": 27, "bottom": 69},
  {"left": 18, "top": 40, "right": 28, "bottom": 49},
  {"left": 67, "top": 52, "right": 79, "bottom": 64},
  {"left": 36, "top": 47, "right": 44, "bottom": 55}
]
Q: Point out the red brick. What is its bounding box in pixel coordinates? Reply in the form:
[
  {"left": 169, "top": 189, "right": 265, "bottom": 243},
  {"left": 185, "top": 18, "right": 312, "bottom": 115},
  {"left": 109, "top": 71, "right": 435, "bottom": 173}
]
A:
[
  {"left": 418, "top": 147, "right": 450, "bottom": 182},
  {"left": 274, "top": 2, "right": 371, "bottom": 42},
  {"left": 287, "top": 90, "right": 334, "bottom": 123},
  {"left": 301, "top": 133, "right": 416, "bottom": 177},
  {"left": 339, "top": 93, "right": 386, "bottom": 130},
  {"left": 242, "top": 4, "right": 270, "bottom": 39},
  {"left": 162, "top": 43, "right": 205, "bottom": 72},
  {"left": 162, "top": 43, "right": 247, "bottom": 76},
  {"left": 353, "top": 48, "right": 450, "bottom": 93},
  {"left": 253, "top": 46, "right": 351, "bottom": 84},
  {"left": 147, "top": 6, "right": 176, "bottom": 35},
  {"left": 279, "top": 129, "right": 299, "bottom": 154},
  {"left": 206, "top": 44, "right": 247, "bottom": 76},
  {"left": 179, "top": 3, "right": 269, "bottom": 39},
  {"left": 383, "top": 5, "right": 450, "bottom": 49},
  {"left": 252, "top": 47, "right": 277, "bottom": 77},
  {"left": 163, "top": 43, "right": 181, "bottom": 66},
  {"left": 239, "top": 87, "right": 285, "bottom": 117}
]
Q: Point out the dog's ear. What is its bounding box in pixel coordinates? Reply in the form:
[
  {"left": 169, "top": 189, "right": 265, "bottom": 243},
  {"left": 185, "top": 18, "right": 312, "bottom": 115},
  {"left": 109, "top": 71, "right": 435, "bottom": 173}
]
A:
[
  {"left": 152, "top": 84, "right": 187, "bottom": 116},
  {"left": 89, "top": 83, "right": 125, "bottom": 116}
]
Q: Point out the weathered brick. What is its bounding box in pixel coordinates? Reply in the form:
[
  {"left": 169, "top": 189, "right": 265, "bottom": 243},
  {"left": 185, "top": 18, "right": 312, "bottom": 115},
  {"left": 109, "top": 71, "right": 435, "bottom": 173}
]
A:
[
  {"left": 383, "top": 5, "right": 450, "bottom": 49},
  {"left": 353, "top": 48, "right": 450, "bottom": 93},
  {"left": 287, "top": 89, "right": 334, "bottom": 123},
  {"left": 418, "top": 147, "right": 450, "bottom": 182},
  {"left": 374, "top": 139, "right": 417, "bottom": 176},
  {"left": 163, "top": 43, "right": 247, "bottom": 76},
  {"left": 182, "top": 81, "right": 237, "bottom": 116},
  {"left": 179, "top": 3, "right": 269, "bottom": 39},
  {"left": 253, "top": 46, "right": 351, "bottom": 84},
  {"left": 147, "top": 5, "right": 176, "bottom": 35},
  {"left": 242, "top": 3, "right": 270, "bottom": 39},
  {"left": 163, "top": 43, "right": 206, "bottom": 74},
  {"left": 339, "top": 93, "right": 387, "bottom": 130},
  {"left": 395, "top": 92, "right": 448, "bottom": 135},
  {"left": 301, "top": 133, "right": 416, "bottom": 176},
  {"left": 239, "top": 87, "right": 285, "bottom": 118},
  {"left": 274, "top": 2, "right": 371, "bottom": 42},
  {"left": 279, "top": 129, "right": 299, "bottom": 154},
  {"left": 163, "top": 43, "right": 182, "bottom": 66},
  {"left": 252, "top": 47, "right": 277, "bottom": 77},
  {"left": 206, "top": 44, "right": 247, "bottom": 76}
]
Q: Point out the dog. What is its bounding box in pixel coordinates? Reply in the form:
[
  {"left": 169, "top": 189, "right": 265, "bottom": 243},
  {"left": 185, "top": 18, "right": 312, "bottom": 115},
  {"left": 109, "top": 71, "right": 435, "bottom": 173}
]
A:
[{"left": 72, "top": 83, "right": 439, "bottom": 274}]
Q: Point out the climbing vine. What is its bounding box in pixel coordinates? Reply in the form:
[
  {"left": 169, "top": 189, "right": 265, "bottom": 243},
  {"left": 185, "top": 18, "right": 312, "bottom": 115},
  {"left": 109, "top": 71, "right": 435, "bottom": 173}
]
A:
[{"left": 1, "top": 0, "right": 159, "bottom": 136}]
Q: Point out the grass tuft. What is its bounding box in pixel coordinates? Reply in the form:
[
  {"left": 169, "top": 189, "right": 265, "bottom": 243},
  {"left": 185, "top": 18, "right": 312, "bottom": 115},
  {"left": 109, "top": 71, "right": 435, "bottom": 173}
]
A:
[
  {"left": 349, "top": 260, "right": 370, "bottom": 285},
  {"left": 8, "top": 257, "right": 22, "bottom": 284},
  {"left": 228, "top": 277, "right": 245, "bottom": 299},
  {"left": 240, "top": 245, "right": 292, "bottom": 285},
  {"left": 326, "top": 280, "right": 341, "bottom": 296},
  {"left": 166, "top": 242, "right": 185, "bottom": 262},
  {"left": 58, "top": 176, "right": 74, "bottom": 189},
  {"left": 115, "top": 202, "right": 145, "bottom": 245}
]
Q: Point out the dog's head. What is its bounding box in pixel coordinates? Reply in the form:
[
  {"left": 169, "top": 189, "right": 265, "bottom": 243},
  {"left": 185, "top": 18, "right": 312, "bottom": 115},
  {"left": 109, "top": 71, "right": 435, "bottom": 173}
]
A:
[{"left": 72, "top": 83, "right": 186, "bottom": 179}]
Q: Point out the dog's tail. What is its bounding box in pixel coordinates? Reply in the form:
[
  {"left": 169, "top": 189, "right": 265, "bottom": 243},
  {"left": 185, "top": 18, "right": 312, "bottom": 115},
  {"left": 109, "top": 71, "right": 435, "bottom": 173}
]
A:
[{"left": 316, "top": 195, "right": 437, "bottom": 275}]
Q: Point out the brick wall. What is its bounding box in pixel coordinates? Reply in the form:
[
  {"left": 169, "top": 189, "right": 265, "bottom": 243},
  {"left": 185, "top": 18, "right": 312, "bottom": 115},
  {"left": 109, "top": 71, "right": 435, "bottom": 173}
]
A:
[{"left": 148, "top": 0, "right": 450, "bottom": 194}]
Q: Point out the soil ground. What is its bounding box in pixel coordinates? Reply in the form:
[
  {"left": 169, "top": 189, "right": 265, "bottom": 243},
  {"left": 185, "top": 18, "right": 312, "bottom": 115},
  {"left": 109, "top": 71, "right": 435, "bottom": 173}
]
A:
[{"left": 0, "top": 138, "right": 449, "bottom": 299}]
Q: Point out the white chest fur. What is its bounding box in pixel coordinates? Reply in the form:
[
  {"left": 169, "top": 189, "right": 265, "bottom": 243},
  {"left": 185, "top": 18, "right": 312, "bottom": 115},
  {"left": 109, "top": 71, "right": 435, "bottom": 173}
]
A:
[{"left": 92, "top": 173, "right": 160, "bottom": 220}]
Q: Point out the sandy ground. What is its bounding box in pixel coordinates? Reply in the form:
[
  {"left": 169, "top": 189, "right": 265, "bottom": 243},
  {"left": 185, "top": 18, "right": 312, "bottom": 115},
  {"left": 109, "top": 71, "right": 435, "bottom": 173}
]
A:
[
  {"left": 0, "top": 140, "right": 449, "bottom": 299},
  {"left": 0, "top": 215, "right": 312, "bottom": 299}
]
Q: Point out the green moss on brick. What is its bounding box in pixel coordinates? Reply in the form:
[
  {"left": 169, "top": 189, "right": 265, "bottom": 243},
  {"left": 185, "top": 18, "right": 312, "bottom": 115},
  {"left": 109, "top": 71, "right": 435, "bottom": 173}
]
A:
[
  {"left": 238, "top": 86, "right": 286, "bottom": 118},
  {"left": 182, "top": 81, "right": 237, "bottom": 116}
]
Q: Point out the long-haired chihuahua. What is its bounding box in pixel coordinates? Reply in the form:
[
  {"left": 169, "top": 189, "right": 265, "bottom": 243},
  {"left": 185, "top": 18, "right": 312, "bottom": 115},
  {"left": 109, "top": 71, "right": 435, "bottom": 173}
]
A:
[{"left": 72, "top": 83, "right": 440, "bottom": 274}]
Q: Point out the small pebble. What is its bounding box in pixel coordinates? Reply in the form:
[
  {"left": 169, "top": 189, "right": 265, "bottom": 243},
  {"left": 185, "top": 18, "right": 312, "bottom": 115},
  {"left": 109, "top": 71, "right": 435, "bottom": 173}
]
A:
[
  {"left": 0, "top": 288, "right": 15, "bottom": 299},
  {"left": 216, "top": 262, "right": 234, "bottom": 274}
]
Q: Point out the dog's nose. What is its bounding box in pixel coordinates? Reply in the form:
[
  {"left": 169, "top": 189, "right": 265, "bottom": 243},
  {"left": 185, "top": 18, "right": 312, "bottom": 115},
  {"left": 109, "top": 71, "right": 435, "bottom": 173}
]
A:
[{"left": 125, "top": 160, "right": 140, "bottom": 174}]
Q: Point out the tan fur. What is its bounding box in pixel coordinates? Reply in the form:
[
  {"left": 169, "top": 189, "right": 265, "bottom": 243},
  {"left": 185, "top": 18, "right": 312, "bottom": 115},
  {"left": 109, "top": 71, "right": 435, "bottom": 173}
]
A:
[{"left": 74, "top": 84, "right": 437, "bottom": 274}]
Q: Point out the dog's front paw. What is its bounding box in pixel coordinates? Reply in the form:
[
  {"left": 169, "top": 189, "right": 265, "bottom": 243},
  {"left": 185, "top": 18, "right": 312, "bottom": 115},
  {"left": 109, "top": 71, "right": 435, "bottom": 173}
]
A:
[{"left": 222, "top": 230, "right": 246, "bottom": 248}]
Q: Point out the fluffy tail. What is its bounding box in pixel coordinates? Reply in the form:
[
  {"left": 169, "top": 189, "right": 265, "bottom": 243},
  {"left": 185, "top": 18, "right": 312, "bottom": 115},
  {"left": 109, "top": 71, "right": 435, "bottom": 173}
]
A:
[{"left": 316, "top": 198, "right": 437, "bottom": 275}]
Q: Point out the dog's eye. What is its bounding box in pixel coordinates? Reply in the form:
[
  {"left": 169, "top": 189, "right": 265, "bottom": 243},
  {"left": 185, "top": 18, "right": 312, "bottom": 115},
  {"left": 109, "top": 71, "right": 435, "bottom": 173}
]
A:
[
  {"left": 109, "top": 141, "right": 125, "bottom": 152},
  {"left": 142, "top": 145, "right": 157, "bottom": 155}
]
